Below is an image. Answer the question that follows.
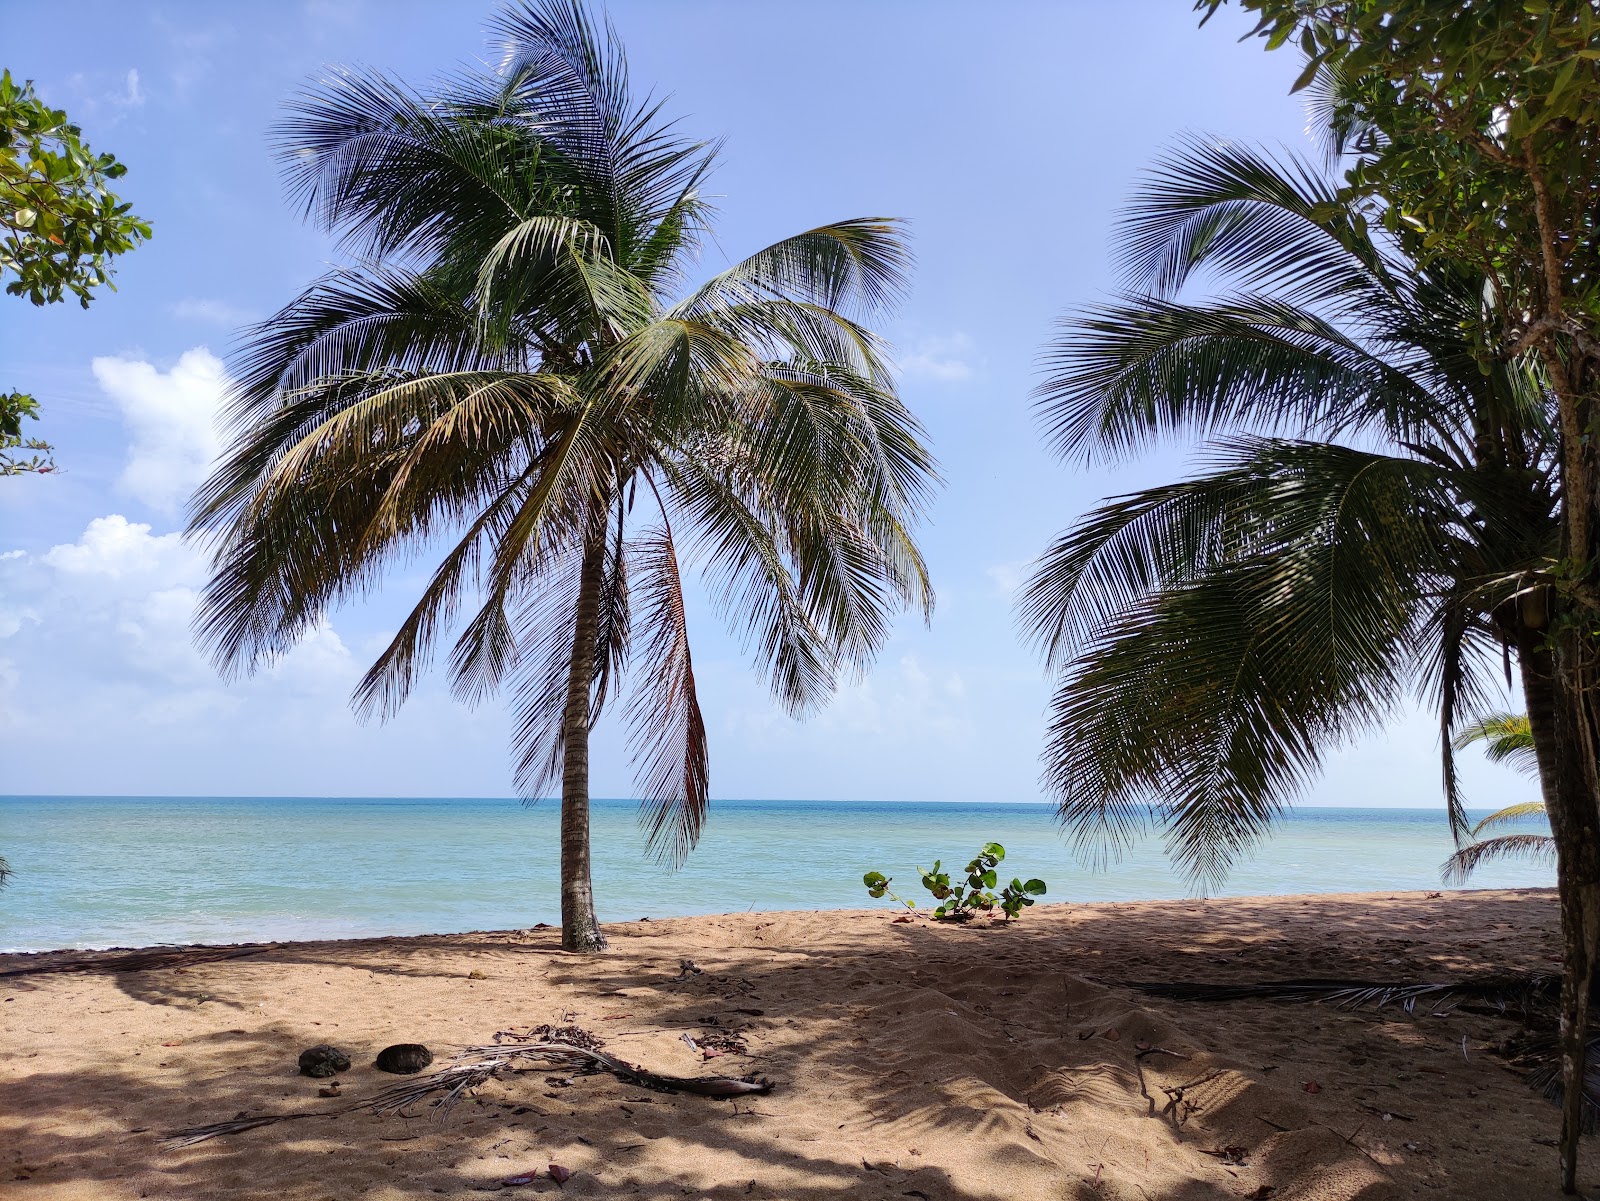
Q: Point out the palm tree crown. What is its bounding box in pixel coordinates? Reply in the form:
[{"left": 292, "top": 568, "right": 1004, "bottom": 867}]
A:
[
  {"left": 1020, "top": 140, "right": 1556, "bottom": 888},
  {"left": 188, "top": 0, "right": 936, "bottom": 947}
]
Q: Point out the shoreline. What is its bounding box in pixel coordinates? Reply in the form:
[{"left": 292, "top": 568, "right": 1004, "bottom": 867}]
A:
[
  {"left": 4, "top": 888, "right": 1584, "bottom": 1199},
  {"left": 0, "top": 883, "right": 1560, "bottom": 960},
  {"left": 0, "top": 883, "right": 1557, "bottom": 958}
]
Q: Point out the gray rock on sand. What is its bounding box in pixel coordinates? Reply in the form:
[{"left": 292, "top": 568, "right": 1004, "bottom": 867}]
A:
[
  {"left": 374, "top": 1043, "right": 433, "bottom": 1074},
  {"left": 297, "top": 1044, "right": 352, "bottom": 1078}
]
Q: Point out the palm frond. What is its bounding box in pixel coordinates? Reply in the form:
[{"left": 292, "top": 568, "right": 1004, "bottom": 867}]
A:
[
  {"left": 1441, "top": 833, "right": 1557, "bottom": 885},
  {"left": 1453, "top": 711, "right": 1540, "bottom": 774},
  {"left": 1036, "top": 294, "right": 1460, "bottom": 464},
  {"left": 1121, "top": 138, "right": 1396, "bottom": 305},
  {"left": 1472, "top": 802, "right": 1549, "bottom": 836},
  {"left": 625, "top": 519, "right": 708, "bottom": 866},
  {"left": 1124, "top": 974, "right": 1559, "bottom": 1014}
]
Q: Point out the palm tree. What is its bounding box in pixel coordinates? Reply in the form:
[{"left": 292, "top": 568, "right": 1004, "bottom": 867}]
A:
[
  {"left": 1442, "top": 712, "right": 1555, "bottom": 883},
  {"left": 1016, "top": 139, "right": 1600, "bottom": 1141},
  {"left": 187, "top": 0, "right": 935, "bottom": 952}
]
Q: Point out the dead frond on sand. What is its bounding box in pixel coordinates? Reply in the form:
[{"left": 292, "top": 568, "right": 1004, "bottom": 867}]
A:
[{"left": 163, "top": 1032, "right": 772, "bottom": 1148}]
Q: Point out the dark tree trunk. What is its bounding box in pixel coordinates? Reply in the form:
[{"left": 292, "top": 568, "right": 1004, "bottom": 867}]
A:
[
  {"left": 558, "top": 520, "right": 609, "bottom": 954},
  {"left": 1521, "top": 636, "right": 1600, "bottom": 1193}
]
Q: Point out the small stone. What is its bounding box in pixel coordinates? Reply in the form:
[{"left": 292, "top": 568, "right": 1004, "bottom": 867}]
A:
[
  {"left": 468, "top": 970, "right": 487, "bottom": 980},
  {"left": 375, "top": 1043, "right": 434, "bottom": 1074},
  {"left": 298, "top": 1044, "right": 352, "bottom": 1078}
]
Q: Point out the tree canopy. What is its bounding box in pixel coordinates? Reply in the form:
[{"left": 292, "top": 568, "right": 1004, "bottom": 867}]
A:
[{"left": 1, "top": 69, "right": 152, "bottom": 475}]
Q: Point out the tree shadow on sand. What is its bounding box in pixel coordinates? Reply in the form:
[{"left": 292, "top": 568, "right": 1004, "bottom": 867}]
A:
[{"left": 3, "top": 889, "right": 1590, "bottom": 1199}]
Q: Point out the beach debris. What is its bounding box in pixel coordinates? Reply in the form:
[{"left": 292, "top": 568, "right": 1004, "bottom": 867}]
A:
[
  {"left": 1121, "top": 974, "right": 1559, "bottom": 1018},
  {"left": 298, "top": 1044, "right": 351, "bottom": 1078},
  {"left": 1303, "top": 1080, "right": 1322, "bottom": 1094},
  {"left": 502, "top": 1169, "right": 540, "bottom": 1186},
  {"left": 375, "top": 1043, "right": 434, "bottom": 1074},
  {"left": 1102, "top": 1027, "right": 1121, "bottom": 1042},
  {"left": 317, "top": 1083, "right": 341, "bottom": 1098},
  {"left": 547, "top": 1164, "right": 573, "bottom": 1185},
  {"left": 468, "top": 970, "right": 487, "bottom": 980},
  {"left": 164, "top": 1030, "right": 774, "bottom": 1147},
  {"left": 672, "top": 959, "right": 704, "bottom": 983},
  {"left": 1199, "top": 1145, "right": 1249, "bottom": 1166}
]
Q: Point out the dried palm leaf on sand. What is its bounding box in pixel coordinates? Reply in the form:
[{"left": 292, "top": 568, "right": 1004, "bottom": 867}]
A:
[
  {"left": 1124, "top": 975, "right": 1597, "bottom": 1125},
  {"left": 1122, "top": 975, "right": 1560, "bottom": 1018},
  {"left": 164, "top": 1037, "right": 772, "bottom": 1147}
]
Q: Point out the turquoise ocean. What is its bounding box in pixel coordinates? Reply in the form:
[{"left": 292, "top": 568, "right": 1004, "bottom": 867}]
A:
[{"left": 0, "top": 796, "right": 1555, "bottom": 952}]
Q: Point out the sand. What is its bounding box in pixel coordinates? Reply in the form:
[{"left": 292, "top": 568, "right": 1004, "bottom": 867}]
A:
[{"left": 0, "top": 888, "right": 1587, "bottom": 1200}]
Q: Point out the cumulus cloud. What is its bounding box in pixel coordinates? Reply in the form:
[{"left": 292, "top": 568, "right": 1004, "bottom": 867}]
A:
[
  {"left": 0, "top": 510, "right": 510, "bottom": 796},
  {"left": 41, "top": 513, "right": 201, "bottom": 582},
  {"left": 93, "top": 348, "right": 226, "bottom": 516},
  {"left": 899, "top": 333, "right": 976, "bottom": 383},
  {"left": 0, "top": 514, "right": 359, "bottom": 737}
]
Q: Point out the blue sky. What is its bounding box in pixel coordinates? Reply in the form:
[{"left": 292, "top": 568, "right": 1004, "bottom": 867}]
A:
[{"left": 0, "top": 0, "right": 1525, "bottom": 809}]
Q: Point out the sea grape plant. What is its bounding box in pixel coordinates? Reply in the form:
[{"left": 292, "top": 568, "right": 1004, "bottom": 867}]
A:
[{"left": 864, "top": 842, "right": 1047, "bottom": 921}]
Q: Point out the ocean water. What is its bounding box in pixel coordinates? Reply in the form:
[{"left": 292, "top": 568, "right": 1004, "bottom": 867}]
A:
[{"left": 0, "top": 795, "right": 1555, "bottom": 952}]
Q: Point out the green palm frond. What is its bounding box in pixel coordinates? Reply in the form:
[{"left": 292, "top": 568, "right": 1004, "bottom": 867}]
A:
[
  {"left": 1024, "top": 141, "right": 1556, "bottom": 888},
  {"left": 1441, "top": 834, "right": 1558, "bottom": 886},
  {"left": 1472, "top": 802, "right": 1549, "bottom": 836},
  {"left": 1454, "top": 712, "right": 1539, "bottom": 774}
]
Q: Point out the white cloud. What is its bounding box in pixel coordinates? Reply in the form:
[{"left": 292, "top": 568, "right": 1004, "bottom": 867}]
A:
[
  {"left": 0, "top": 510, "right": 512, "bottom": 796},
  {"left": 171, "top": 298, "right": 258, "bottom": 327},
  {"left": 984, "top": 560, "right": 1031, "bottom": 598},
  {"left": 899, "top": 333, "right": 976, "bottom": 383},
  {"left": 41, "top": 514, "right": 202, "bottom": 582},
  {"left": 122, "top": 69, "right": 144, "bottom": 108},
  {"left": 93, "top": 348, "right": 226, "bottom": 516},
  {"left": 0, "top": 514, "right": 359, "bottom": 734}
]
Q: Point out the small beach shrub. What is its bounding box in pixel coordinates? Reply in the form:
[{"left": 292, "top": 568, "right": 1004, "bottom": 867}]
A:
[{"left": 864, "top": 842, "right": 1046, "bottom": 921}]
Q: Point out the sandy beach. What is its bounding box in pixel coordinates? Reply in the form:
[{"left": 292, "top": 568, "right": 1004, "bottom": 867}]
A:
[{"left": 1, "top": 888, "right": 1584, "bottom": 1200}]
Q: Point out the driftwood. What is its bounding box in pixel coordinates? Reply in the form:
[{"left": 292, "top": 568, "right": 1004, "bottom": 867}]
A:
[{"left": 163, "top": 1038, "right": 772, "bottom": 1147}]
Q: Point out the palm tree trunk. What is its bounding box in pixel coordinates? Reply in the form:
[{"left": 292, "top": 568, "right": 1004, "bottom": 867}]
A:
[
  {"left": 1521, "top": 638, "right": 1600, "bottom": 1193},
  {"left": 558, "top": 520, "right": 609, "bottom": 954}
]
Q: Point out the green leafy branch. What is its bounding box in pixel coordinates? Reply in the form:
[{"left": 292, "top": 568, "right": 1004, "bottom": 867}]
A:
[
  {"left": 2, "top": 69, "right": 152, "bottom": 307},
  {"left": 865, "top": 842, "right": 1047, "bottom": 922},
  {"left": 0, "top": 389, "right": 53, "bottom": 475}
]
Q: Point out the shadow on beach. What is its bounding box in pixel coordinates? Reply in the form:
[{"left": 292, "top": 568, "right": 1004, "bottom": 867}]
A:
[{"left": 2, "top": 888, "right": 1585, "bottom": 1200}]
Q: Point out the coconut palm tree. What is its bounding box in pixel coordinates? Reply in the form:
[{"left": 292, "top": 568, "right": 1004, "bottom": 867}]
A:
[
  {"left": 1017, "top": 138, "right": 1600, "bottom": 1137},
  {"left": 1443, "top": 712, "right": 1555, "bottom": 883},
  {"left": 1020, "top": 139, "right": 1557, "bottom": 884},
  {"left": 188, "top": 0, "right": 935, "bottom": 952}
]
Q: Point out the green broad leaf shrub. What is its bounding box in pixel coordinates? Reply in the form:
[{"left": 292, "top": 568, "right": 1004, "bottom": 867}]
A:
[{"left": 864, "top": 842, "right": 1047, "bottom": 922}]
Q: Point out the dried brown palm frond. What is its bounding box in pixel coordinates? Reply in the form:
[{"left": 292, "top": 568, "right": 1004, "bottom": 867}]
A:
[
  {"left": 1511, "top": 1032, "right": 1600, "bottom": 1133},
  {"left": 1122, "top": 974, "right": 1560, "bottom": 1018},
  {"left": 163, "top": 1038, "right": 771, "bottom": 1147}
]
